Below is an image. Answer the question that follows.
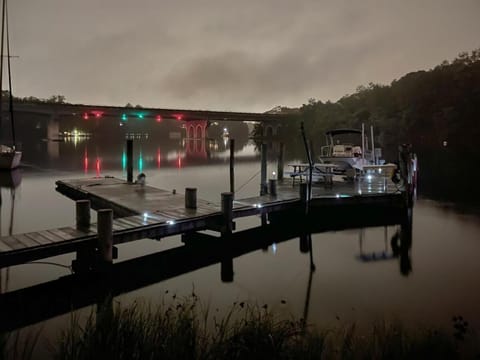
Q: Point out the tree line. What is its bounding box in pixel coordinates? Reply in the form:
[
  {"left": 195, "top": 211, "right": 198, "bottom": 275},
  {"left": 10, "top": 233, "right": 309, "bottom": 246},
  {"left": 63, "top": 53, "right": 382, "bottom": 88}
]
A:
[{"left": 266, "top": 48, "right": 480, "bottom": 154}]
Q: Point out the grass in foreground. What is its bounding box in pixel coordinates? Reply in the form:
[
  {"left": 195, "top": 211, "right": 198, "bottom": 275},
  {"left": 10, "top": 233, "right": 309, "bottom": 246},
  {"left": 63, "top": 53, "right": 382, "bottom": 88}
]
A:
[
  {"left": 2, "top": 295, "right": 477, "bottom": 359},
  {"left": 49, "top": 295, "right": 479, "bottom": 360}
]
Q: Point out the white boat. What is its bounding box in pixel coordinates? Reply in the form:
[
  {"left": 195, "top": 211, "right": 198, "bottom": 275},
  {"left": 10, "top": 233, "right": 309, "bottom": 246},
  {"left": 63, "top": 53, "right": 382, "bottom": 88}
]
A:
[
  {"left": 0, "top": 0, "right": 22, "bottom": 170},
  {"left": 319, "top": 126, "right": 381, "bottom": 177}
]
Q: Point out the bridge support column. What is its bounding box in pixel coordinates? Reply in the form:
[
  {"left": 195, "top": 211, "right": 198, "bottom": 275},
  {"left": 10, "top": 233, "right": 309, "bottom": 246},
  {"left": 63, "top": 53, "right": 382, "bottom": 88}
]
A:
[{"left": 47, "top": 115, "right": 60, "bottom": 140}]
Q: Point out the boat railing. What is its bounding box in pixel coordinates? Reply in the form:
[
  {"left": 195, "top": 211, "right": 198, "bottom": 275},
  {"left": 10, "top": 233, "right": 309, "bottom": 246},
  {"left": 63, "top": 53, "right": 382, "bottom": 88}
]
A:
[{"left": 320, "top": 145, "right": 331, "bottom": 157}]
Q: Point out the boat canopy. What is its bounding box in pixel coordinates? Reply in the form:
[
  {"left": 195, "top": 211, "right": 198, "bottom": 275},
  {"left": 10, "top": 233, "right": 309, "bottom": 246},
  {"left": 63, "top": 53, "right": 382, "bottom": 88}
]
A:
[{"left": 325, "top": 128, "right": 362, "bottom": 136}]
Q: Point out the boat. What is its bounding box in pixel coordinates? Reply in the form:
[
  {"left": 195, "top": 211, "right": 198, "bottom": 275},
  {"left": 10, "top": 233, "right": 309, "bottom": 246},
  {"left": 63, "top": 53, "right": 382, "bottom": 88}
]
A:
[
  {"left": 0, "top": 0, "right": 22, "bottom": 170},
  {"left": 319, "top": 125, "right": 381, "bottom": 177}
]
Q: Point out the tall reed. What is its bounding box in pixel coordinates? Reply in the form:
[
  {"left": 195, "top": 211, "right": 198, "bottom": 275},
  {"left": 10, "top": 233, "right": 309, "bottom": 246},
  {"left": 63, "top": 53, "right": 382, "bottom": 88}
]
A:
[{"left": 47, "top": 296, "right": 479, "bottom": 359}]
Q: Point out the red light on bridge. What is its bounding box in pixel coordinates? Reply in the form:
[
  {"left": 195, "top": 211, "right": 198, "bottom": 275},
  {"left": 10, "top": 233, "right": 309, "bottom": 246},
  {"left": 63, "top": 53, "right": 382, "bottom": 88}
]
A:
[
  {"left": 92, "top": 110, "right": 104, "bottom": 118},
  {"left": 156, "top": 115, "right": 162, "bottom": 123},
  {"left": 174, "top": 114, "right": 183, "bottom": 121},
  {"left": 83, "top": 113, "right": 89, "bottom": 120}
]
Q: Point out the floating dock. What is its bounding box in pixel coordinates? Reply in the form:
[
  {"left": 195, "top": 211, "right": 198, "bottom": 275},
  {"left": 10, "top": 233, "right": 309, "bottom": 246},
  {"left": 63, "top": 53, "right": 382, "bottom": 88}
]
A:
[{"left": 0, "top": 173, "right": 408, "bottom": 269}]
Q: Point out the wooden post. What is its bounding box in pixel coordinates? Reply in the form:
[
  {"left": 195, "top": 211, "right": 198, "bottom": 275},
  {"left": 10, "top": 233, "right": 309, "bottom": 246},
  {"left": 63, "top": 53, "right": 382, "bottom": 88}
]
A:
[
  {"left": 261, "top": 213, "right": 268, "bottom": 226},
  {"left": 185, "top": 188, "right": 197, "bottom": 209},
  {"left": 221, "top": 192, "right": 233, "bottom": 234},
  {"left": 97, "top": 209, "right": 113, "bottom": 265},
  {"left": 277, "top": 142, "right": 284, "bottom": 181},
  {"left": 269, "top": 178, "right": 277, "bottom": 196},
  {"left": 398, "top": 144, "right": 413, "bottom": 207},
  {"left": 300, "top": 182, "right": 308, "bottom": 215},
  {"left": 73, "top": 200, "right": 94, "bottom": 273},
  {"left": 126, "top": 139, "right": 133, "bottom": 183},
  {"left": 260, "top": 143, "right": 268, "bottom": 195},
  {"left": 370, "top": 126, "right": 375, "bottom": 164},
  {"left": 229, "top": 139, "right": 235, "bottom": 195},
  {"left": 76, "top": 200, "right": 91, "bottom": 231}
]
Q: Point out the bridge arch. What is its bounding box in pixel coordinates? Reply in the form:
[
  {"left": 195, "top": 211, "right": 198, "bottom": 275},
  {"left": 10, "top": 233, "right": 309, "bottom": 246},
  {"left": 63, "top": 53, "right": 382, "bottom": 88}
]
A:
[
  {"left": 188, "top": 125, "right": 195, "bottom": 139},
  {"left": 185, "top": 120, "right": 207, "bottom": 139}
]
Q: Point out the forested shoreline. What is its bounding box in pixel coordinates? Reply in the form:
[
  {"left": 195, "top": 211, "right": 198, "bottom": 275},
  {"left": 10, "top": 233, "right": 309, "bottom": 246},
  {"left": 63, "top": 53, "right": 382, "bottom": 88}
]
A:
[{"left": 265, "top": 49, "right": 479, "bottom": 153}]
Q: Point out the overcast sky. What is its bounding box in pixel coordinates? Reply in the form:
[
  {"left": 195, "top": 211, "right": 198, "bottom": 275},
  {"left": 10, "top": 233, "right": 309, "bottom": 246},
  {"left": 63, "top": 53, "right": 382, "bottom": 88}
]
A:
[{"left": 9, "top": 0, "right": 480, "bottom": 112}]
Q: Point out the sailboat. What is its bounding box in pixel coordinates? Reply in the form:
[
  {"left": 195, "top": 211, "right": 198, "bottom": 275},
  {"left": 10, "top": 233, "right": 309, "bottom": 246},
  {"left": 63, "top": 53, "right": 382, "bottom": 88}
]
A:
[{"left": 0, "top": 0, "right": 21, "bottom": 170}]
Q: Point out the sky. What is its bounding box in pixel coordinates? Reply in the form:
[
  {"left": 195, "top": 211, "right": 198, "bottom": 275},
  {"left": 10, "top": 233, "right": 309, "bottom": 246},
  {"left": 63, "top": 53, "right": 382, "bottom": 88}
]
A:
[{"left": 8, "top": 0, "right": 480, "bottom": 112}]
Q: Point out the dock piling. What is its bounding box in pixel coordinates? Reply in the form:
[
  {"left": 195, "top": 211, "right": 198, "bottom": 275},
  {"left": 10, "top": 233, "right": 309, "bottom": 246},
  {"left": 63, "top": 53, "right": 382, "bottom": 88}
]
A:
[
  {"left": 230, "top": 139, "right": 235, "bottom": 195},
  {"left": 260, "top": 143, "right": 268, "bottom": 195},
  {"left": 126, "top": 139, "right": 133, "bottom": 183},
  {"left": 97, "top": 209, "right": 113, "bottom": 265},
  {"left": 185, "top": 188, "right": 197, "bottom": 209},
  {"left": 300, "top": 183, "right": 308, "bottom": 215},
  {"left": 269, "top": 178, "right": 277, "bottom": 196},
  {"left": 221, "top": 192, "right": 234, "bottom": 235},
  {"left": 76, "top": 200, "right": 91, "bottom": 231},
  {"left": 277, "top": 142, "right": 284, "bottom": 181}
]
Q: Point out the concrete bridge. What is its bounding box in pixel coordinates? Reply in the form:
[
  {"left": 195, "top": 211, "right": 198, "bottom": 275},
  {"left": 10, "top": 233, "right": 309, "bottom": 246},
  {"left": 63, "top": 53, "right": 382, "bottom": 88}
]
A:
[{"left": 4, "top": 101, "right": 293, "bottom": 140}]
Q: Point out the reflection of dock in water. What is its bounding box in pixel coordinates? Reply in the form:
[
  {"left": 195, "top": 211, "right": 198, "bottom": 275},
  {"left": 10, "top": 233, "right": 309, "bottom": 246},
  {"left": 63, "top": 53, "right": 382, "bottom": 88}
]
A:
[
  {"left": 0, "top": 141, "right": 415, "bottom": 331},
  {"left": 0, "top": 208, "right": 412, "bottom": 333}
]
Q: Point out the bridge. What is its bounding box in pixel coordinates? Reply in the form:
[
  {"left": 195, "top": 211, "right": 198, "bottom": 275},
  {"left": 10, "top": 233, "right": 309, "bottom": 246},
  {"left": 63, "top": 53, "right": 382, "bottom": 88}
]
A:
[{"left": 3, "top": 101, "right": 295, "bottom": 140}]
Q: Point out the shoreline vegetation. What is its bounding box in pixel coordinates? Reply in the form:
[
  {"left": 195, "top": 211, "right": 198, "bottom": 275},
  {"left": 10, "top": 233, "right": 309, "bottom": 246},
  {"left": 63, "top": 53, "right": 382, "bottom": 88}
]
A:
[{"left": 2, "top": 295, "right": 478, "bottom": 360}]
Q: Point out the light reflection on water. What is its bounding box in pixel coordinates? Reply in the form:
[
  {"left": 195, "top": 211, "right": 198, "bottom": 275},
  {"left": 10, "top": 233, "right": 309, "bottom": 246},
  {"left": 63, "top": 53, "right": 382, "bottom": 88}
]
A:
[{"left": 1, "top": 137, "right": 480, "bottom": 357}]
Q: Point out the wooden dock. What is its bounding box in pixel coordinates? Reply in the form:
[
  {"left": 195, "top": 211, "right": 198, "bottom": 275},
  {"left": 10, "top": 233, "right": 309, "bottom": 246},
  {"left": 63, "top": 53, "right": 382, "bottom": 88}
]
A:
[{"left": 0, "top": 174, "right": 407, "bottom": 269}]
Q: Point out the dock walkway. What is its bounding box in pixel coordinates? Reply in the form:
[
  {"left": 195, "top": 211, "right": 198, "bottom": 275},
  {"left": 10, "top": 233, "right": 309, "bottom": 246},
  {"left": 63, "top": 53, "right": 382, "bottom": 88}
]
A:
[{"left": 0, "top": 176, "right": 404, "bottom": 269}]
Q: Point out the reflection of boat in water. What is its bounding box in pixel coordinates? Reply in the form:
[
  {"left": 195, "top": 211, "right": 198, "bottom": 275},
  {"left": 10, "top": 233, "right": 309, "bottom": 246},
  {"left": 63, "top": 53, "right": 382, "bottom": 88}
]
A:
[
  {"left": 0, "top": 145, "right": 21, "bottom": 169},
  {"left": 222, "top": 127, "right": 230, "bottom": 138},
  {"left": 0, "top": 168, "right": 21, "bottom": 293},
  {"left": 0, "top": 0, "right": 22, "bottom": 169},
  {"left": 0, "top": 167, "right": 22, "bottom": 188},
  {"left": 319, "top": 126, "right": 382, "bottom": 176}
]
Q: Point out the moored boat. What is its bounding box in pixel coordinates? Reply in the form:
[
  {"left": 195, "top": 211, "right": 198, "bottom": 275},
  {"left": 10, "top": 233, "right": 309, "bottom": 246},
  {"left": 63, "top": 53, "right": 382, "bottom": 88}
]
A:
[
  {"left": 319, "top": 125, "right": 382, "bottom": 177},
  {"left": 0, "top": 0, "right": 22, "bottom": 170}
]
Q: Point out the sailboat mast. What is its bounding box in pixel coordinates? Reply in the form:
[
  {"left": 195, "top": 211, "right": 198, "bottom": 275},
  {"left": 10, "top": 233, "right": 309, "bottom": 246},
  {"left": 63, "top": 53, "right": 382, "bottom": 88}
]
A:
[
  {"left": 5, "top": 0, "right": 15, "bottom": 148},
  {"left": 0, "top": 0, "right": 5, "bottom": 130}
]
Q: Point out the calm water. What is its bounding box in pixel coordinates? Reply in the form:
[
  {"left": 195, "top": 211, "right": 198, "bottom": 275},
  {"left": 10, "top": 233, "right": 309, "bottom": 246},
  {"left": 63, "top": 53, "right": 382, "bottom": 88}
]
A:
[{"left": 2, "top": 135, "right": 480, "bottom": 355}]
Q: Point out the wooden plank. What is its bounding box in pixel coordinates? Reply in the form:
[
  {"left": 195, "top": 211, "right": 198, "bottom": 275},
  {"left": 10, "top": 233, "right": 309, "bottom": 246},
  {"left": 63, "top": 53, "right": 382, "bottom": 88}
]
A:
[
  {"left": 46, "top": 229, "right": 74, "bottom": 241},
  {"left": 2, "top": 236, "right": 26, "bottom": 250},
  {"left": 58, "top": 227, "right": 91, "bottom": 238},
  {"left": 24, "top": 232, "right": 54, "bottom": 245},
  {"left": 114, "top": 218, "right": 134, "bottom": 228},
  {"left": 115, "top": 218, "right": 140, "bottom": 228},
  {"left": 128, "top": 215, "right": 162, "bottom": 226},
  {"left": 123, "top": 216, "right": 145, "bottom": 226},
  {"left": 14, "top": 234, "right": 41, "bottom": 248},
  {"left": 37, "top": 230, "right": 65, "bottom": 242},
  {"left": 112, "top": 222, "right": 128, "bottom": 231},
  {"left": 0, "top": 240, "right": 13, "bottom": 252}
]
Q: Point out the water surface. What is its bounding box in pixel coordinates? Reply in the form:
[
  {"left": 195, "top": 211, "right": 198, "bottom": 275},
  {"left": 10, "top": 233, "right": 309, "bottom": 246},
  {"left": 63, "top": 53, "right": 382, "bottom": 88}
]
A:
[{"left": 1, "top": 135, "right": 479, "bottom": 356}]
